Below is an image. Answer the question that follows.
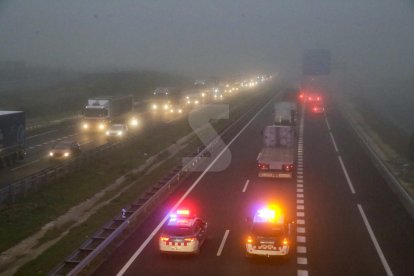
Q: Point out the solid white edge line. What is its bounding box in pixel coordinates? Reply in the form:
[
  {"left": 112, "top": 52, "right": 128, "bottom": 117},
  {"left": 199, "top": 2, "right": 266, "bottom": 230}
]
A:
[
  {"left": 329, "top": 132, "right": 339, "bottom": 153},
  {"left": 116, "top": 96, "right": 273, "bottom": 276},
  {"left": 11, "top": 159, "right": 40, "bottom": 171},
  {"left": 27, "top": 130, "right": 57, "bottom": 140},
  {"left": 216, "top": 229, "right": 230, "bottom": 256},
  {"left": 357, "top": 204, "right": 394, "bottom": 276},
  {"left": 242, "top": 179, "right": 250, "bottom": 193},
  {"left": 338, "top": 156, "right": 356, "bottom": 194}
]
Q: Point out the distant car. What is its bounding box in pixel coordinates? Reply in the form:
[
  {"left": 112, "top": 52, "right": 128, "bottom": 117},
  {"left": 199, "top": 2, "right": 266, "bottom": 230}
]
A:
[
  {"left": 105, "top": 124, "right": 128, "bottom": 138},
  {"left": 306, "top": 93, "right": 323, "bottom": 103},
  {"left": 49, "top": 140, "right": 80, "bottom": 159},
  {"left": 311, "top": 104, "right": 325, "bottom": 114},
  {"left": 159, "top": 209, "right": 208, "bottom": 255},
  {"left": 245, "top": 206, "right": 292, "bottom": 258}
]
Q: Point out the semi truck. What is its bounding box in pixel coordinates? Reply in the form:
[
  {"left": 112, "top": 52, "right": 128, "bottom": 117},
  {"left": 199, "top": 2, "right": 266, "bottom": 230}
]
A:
[
  {"left": 0, "top": 111, "right": 26, "bottom": 167},
  {"left": 81, "top": 95, "right": 133, "bottom": 132},
  {"left": 257, "top": 125, "right": 295, "bottom": 178}
]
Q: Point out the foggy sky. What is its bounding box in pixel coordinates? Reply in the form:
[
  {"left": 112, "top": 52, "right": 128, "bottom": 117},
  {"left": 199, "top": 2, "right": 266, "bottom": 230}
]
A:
[{"left": 1, "top": 0, "right": 414, "bottom": 79}]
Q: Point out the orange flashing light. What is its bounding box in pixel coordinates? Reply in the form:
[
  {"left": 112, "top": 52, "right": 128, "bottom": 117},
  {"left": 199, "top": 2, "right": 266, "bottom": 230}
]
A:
[{"left": 176, "top": 209, "right": 190, "bottom": 216}]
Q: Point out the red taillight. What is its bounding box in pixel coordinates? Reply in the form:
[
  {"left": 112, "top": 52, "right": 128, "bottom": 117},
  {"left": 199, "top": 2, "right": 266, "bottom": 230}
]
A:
[
  {"left": 283, "top": 238, "right": 288, "bottom": 245},
  {"left": 282, "top": 164, "right": 294, "bottom": 172},
  {"left": 317, "top": 96, "right": 321, "bottom": 101},
  {"left": 308, "top": 96, "right": 312, "bottom": 101},
  {"left": 160, "top": 236, "right": 169, "bottom": 241},
  {"left": 313, "top": 107, "right": 318, "bottom": 112},
  {"left": 258, "top": 163, "right": 269, "bottom": 170}
]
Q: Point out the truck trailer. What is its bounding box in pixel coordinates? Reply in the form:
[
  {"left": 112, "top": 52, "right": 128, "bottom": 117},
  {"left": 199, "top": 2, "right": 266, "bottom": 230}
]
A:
[
  {"left": 257, "top": 125, "right": 295, "bottom": 178},
  {"left": 81, "top": 95, "right": 133, "bottom": 132},
  {"left": 0, "top": 111, "right": 26, "bottom": 167}
]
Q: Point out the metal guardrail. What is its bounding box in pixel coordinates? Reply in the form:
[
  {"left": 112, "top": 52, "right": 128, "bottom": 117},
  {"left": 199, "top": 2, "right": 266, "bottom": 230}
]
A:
[
  {"left": 49, "top": 132, "right": 220, "bottom": 276},
  {"left": 48, "top": 90, "right": 273, "bottom": 276},
  {"left": 26, "top": 114, "right": 81, "bottom": 132},
  {"left": 340, "top": 107, "right": 414, "bottom": 218}
]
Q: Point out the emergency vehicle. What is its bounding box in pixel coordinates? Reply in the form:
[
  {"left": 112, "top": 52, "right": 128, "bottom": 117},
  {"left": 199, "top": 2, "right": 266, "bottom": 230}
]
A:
[
  {"left": 159, "top": 209, "right": 207, "bottom": 254},
  {"left": 245, "top": 206, "right": 292, "bottom": 258}
]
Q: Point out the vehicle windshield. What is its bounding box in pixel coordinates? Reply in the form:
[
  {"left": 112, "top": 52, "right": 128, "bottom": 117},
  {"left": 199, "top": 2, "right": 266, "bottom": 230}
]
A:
[
  {"left": 110, "top": 125, "right": 124, "bottom": 130},
  {"left": 252, "top": 224, "right": 284, "bottom": 237},
  {"left": 163, "top": 226, "right": 194, "bottom": 237},
  {"left": 84, "top": 108, "right": 108, "bottom": 117},
  {"left": 53, "top": 142, "right": 72, "bottom": 149}
]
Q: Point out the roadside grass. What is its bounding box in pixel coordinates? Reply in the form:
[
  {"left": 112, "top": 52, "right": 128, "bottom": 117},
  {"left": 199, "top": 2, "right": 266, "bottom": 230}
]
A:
[{"left": 2, "top": 85, "right": 276, "bottom": 274}]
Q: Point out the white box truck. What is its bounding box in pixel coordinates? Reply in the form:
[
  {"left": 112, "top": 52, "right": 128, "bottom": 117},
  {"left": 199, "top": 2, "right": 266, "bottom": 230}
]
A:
[{"left": 257, "top": 125, "right": 295, "bottom": 178}]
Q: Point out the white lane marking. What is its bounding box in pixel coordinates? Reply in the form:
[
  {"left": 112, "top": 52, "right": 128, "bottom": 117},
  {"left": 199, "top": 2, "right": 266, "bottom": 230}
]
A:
[
  {"left": 329, "top": 132, "right": 339, "bottom": 153},
  {"left": 357, "top": 204, "right": 394, "bottom": 276},
  {"left": 216, "top": 229, "right": 230, "bottom": 256},
  {"left": 324, "top": 116, "right": 332, "bottom": 131},
  {"left": 116, "top": 95, "right": 273, "bottom": 276},
  {"left": 297, "top": 236, "right": 306, "bottom": 243},
  {"left": 297, "top": 212, "right": 305, "bottom": 217},
  {"left": 297, "top": 199, "right": 304, "bottom": 204},
  {"left": 297, "top": 175, "right": 303, "bottom": 179},
  {"left": 297, "top": 246, "right": 307, "bottom": 253},
  {"left": 297, "top": 219, "right": 305, "bottom": 225},
  {"left": 297, "top": 184, "right": 303, "bottom": 188},
  {"left": 297, "top": 189, "right": 303, "bottom": 193},
  {"left": 242, "top": 179, "right": 250, "bottom": 193},
  {"left": 297, "top": 257, "right": 308, "bottom": 265},
  {"left": 27, "top": 130, "right": 57, "bottom": 140},
  {"left": 338, "top": 156, "right": 356, "bottom": 194},
  {"left": 297, "top": 171, "right": 303, "bottom": 175},
  {"left": 297, "top": 227, "right": 306, "bottom": 234},
  {"left": 298, "top": 270, "right": 309, "bottom": 276},
  {"left": 297, "top": 205, "right": 304, "bottom": 210},
  {"left": 11, "top": 159, "right": 40, "bottom": 171},
  {"left": 297, "top": 193, "right": 304, "bottom": 198}
]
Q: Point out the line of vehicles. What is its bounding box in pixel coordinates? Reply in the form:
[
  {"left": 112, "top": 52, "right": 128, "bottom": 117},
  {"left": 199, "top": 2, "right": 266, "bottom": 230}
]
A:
[{"left": 1, "top": 75, "right": 272, "bottom": 166}]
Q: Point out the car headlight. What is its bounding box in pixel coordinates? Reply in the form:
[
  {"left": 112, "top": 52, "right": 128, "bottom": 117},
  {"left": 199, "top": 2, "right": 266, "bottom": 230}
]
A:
[
  {"left": 178, "top": 109, "right": 183, "bottom": 114},
  {"left": 195, "top": 100, "right": 199, "bottom": 105},
  {"left": 64, "top": 152, "right": 70, "bottom": 157},
  {"left": 82, "top": 123, "right": 89, "bottom": 129},
  {"left": 98, "top": 123, "right": 105, "bottom": 130},
  {"left": 152, "top": 104, "right": 158, "bottom": 110},
  {"left": 106, "top": 131, "right": 110, "bottom": 135},
  {"left": 163, "top": 104, "right": 169, "bottom": 110},
  {"left": 130, "top": 118, "right": 138, "bottom": 126},
  {"left": 117, "top": 131, "right": 123, "bottom": 136},
  {"left": 49, "top": 152, "right": 54, "bottom": 157}
]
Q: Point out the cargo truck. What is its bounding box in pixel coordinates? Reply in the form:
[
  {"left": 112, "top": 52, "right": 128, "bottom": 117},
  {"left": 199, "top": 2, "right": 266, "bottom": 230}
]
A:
[
  {"left": 257, "top": 125, "right": 295, "bottom": 178},
  {"left": 273, "top": 101, "right": 297, "bottom": 126},
  {"left": 0, "top": 111, "right": 26, "bottom": 167},
  {"left": 81, "top": 95, "right": 133, "bottom": 132}
]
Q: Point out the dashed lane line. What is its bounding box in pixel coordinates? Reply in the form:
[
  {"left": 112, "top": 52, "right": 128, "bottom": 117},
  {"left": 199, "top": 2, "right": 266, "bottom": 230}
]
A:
[
  {"left": 242, "top": 179, "right": 249, "bottom": 193},
  {"left": 216, "top": 230, "right": 230, "bottom": 256},
  {"left": 338, "top": 156, "right": 356, "bottom": 194},
  {"left": 357, "top": 204, "right": 394, "bottom": 276}
]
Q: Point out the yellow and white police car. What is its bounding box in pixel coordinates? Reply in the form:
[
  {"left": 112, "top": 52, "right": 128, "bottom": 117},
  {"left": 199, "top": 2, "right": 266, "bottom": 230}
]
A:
[
  {"left": 159, "top": 209, "right": 207, "bottom": 255},
  {"left": 245, "top": 205, "right": 292, "bottom": 258}
]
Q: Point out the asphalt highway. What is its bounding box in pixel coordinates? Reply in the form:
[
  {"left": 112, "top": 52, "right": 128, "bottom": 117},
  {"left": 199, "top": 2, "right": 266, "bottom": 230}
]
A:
[{"left": 93, "top": 95, "right": 414, "bottom": 276}]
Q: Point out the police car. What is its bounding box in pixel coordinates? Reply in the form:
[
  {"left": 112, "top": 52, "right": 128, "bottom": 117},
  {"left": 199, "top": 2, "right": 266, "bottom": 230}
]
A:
[
  {"left": 159, "top": 209, "right": 207, "bottom": 255},
  {"left": 245, "top": 206, "right": 292, "bottom": 258}
]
